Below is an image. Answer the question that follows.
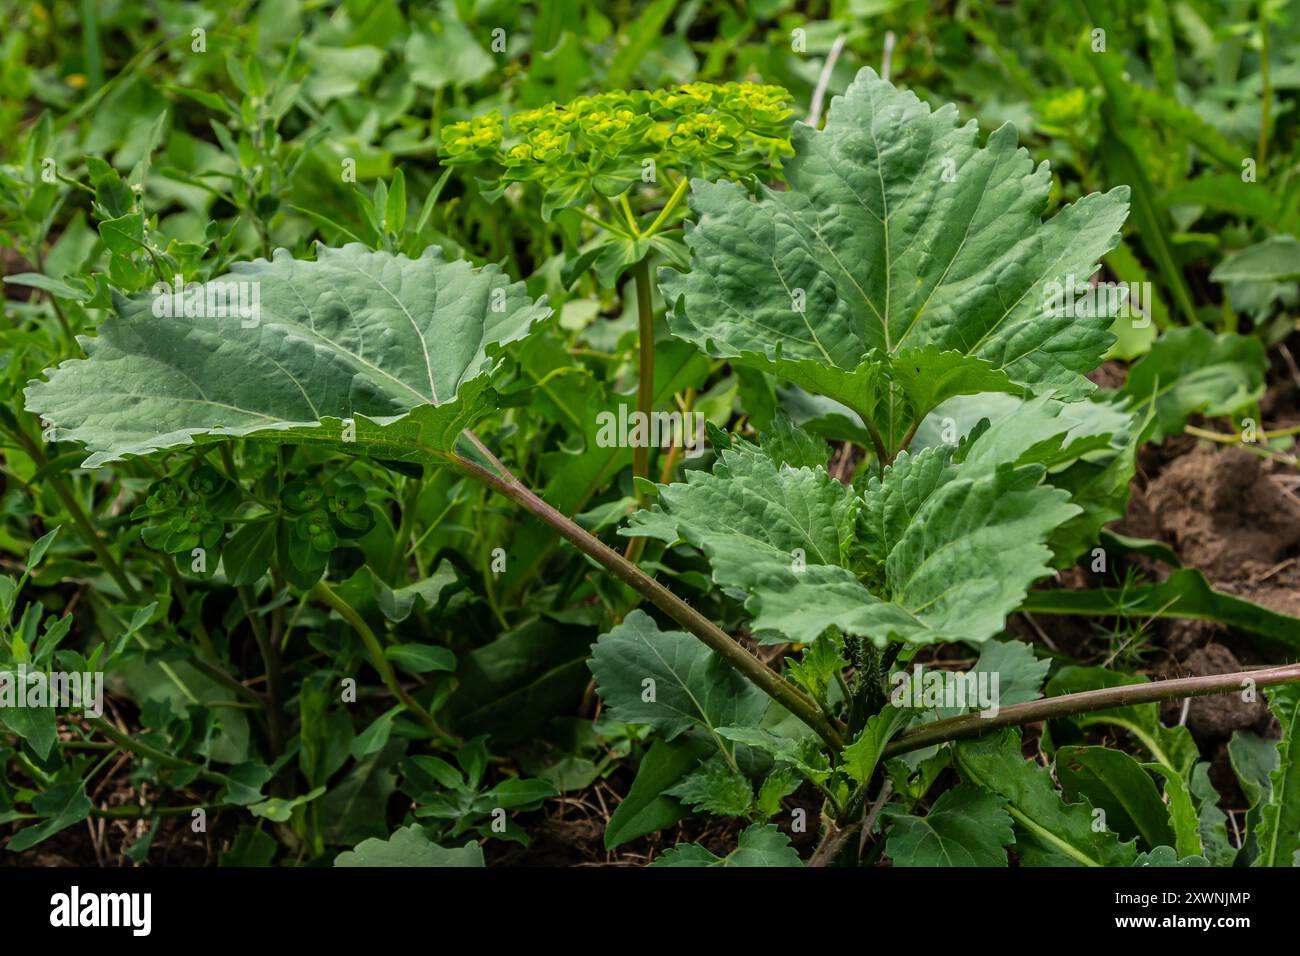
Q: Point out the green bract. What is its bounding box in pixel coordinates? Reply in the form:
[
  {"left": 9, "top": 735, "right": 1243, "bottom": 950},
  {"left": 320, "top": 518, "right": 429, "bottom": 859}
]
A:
[
  {"left": 660, "top": 68, "right": 1132, "bottom": 456},
  {"left": 25, "top": 244, "right": 550, "bottom": 467}
]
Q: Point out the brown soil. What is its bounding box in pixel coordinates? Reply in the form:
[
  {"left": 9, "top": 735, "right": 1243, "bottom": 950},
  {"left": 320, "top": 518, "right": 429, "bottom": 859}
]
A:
[
  {"left": 1131, "top": 444, "right": 1300, "bottom": 617},
  {"left": 1117, "top": 441, "right": 1299, "bottom": 757}
]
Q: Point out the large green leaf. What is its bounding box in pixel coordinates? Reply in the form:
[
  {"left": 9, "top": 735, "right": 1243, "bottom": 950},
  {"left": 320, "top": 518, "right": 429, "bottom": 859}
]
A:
[
  {"left": 627, "top": 435, "right": 857, "bottom": 566},
  {"left": 1021, "top": 568, "right": 1300, "bottom": 654},
  {"left": 661, "top": 68, "right": 1130, "bottom": 452},
  {"left": 965, "top": 639, "right": 1050, "bottom": 710},
  {"left": 885, "top": 783, "right": 1014, "bottom": 866},
  {"left": 1211, "top": 236, "right": 1300, "bottom": 284},
  {"left": 625, "top": 431, "right": 1077, "bottom": 647},
  {"left": 911, "top": 393, "right": 1137, "bottom": 567},
  {"left": 6, "top": 782, "right": 92, "bottom": 852},
  {"left": 603, "top": 734, "right": 714, "bottom": 850},
  {"left": 587, "top": 610, "right": 770, "bottom": 743},
  {"left": 1055, "top": 746, "right": 1176, "bottom": 850},
  {"left": 448, "top": 617, "right": 594, "bottom": 747},
  {"left": 25, "top": 245, "right": 550, "bottom": 467}
]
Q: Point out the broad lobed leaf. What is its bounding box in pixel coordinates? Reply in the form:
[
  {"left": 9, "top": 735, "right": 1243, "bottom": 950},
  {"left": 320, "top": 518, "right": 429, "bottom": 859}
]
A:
[
  {"left": 661, "top": 68, "right": 1131, "bottom": 450},
  {"left": 625, "top": 413, "right": 1079, "bottom": 647},
  {"left": 25, "top": 244, "right": 550, "bottom": 466},
  {"left": 586, "top": 610, "right": 771, "bottom": 742}
]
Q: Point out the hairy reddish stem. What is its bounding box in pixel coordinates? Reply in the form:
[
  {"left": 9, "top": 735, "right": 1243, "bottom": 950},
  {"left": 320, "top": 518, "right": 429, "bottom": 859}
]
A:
[{"left": 882, "top": 662, "right": 1300, "bottom": 758}]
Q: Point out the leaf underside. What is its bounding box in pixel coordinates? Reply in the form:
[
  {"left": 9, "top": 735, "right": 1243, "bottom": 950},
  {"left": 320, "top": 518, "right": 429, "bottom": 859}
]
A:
[{"left": 25, "top": 244, "right": 550, "bottom": 466}]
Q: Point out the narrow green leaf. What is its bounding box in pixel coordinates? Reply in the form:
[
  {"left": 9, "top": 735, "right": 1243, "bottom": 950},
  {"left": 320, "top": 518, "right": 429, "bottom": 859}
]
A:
[
  {"left": 1055, "top": 746, "right": 1176, "bottom": 849},
  {"left": 1190, "top": 762, "right": 1236, "bottom": 866},
  {"left": 1147, "top": 762, "right": 1205, "bottom": 860},
  {"left": 1022, "top": 568, "right": 1300, "bottom": 653},
  {"left": 955, "top": 729, "right": 1138, "bottom": 867},
  {"left": 1253, "top": 684, "right": 1300, "bottom": 866},
  {"left": 384, "top": 167, "right": 407, "bottom": 235},
  {"left": 605, "top": 734, "right": 714, "bottom": 849}
]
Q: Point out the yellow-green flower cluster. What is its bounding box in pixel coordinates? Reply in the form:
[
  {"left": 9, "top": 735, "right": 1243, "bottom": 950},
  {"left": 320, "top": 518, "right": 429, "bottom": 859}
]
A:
[
  {"left": 667, "top": 113, "right": 742, "bottom": 161},
  {"left": 654, "top": 81, "right": 791, "bottom": 138},
  {"left": 440, "top": 81, "right": 794, "bottom": 197},
  {"left": 504, "top": 91, "right": 656, "bottom": 158},
  {"left": 440, "top": 111, "right": 504, "bottom": 164},
  {"left": 444, "top": 81, "right": 790, "bottom": 182},
  {"left": 1036, "top": 88, "right": 1088, "bottom": 129}
]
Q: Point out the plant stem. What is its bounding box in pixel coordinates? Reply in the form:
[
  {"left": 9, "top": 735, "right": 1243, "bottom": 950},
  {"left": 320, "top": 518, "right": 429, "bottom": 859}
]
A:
[
  {"left": 240, "top": 585, "right": 286, "bottom": 758},
  {"left": 809, "top": 814, "right": 861, "bottom": 866},
  {"left": 86, "top": 716, "right": 224, "bottom": 784},
  {"left": 864, "top": 420, "right": 890, "bottom": 474},
  {"left": 90, "top": 803, "right": 215, "bottom": 819},
  {"left": 656, "top": 387, "right": 697, "bottom": 484},
  {"left": 618, "top": 193, "right": 640, "bottom": 235},
  {"left": 644, "top": 176, "right": 690, "bottom": 236},
  {"left": 881, "top": 662, "right": 1300, "bottom": 758},
  {"left": 446, "top": 449, "right": 843, "bottom": 749},
  {"left": 388, "top": 475, "right": 421, "bottom": 582},
  {"left": 1258, "top": 0, "right": 1271, "bottom": 177},
  {"left": 8, "top": 425, "right": 140, "bottom": 601},
  {"left": 809, "top": 780, "right": 892, "bottom": 866},
  {"left": 1186, "top": 422, "right": 1300, "bottom": 442},
  {"left": 574, "top": 206, "right": 632, "bottom": 238},
  {"left": 160, "top": 553, "right": 217, "bottom": 658},
  {"left": 632, "top": 257, "right": 656, "bottom": 508},
  {"left": 310, "top": 580, "right": 457, "bottom": 746},
  {"left": 896, "top": 420, "right": 921, "bottom": 459}
]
